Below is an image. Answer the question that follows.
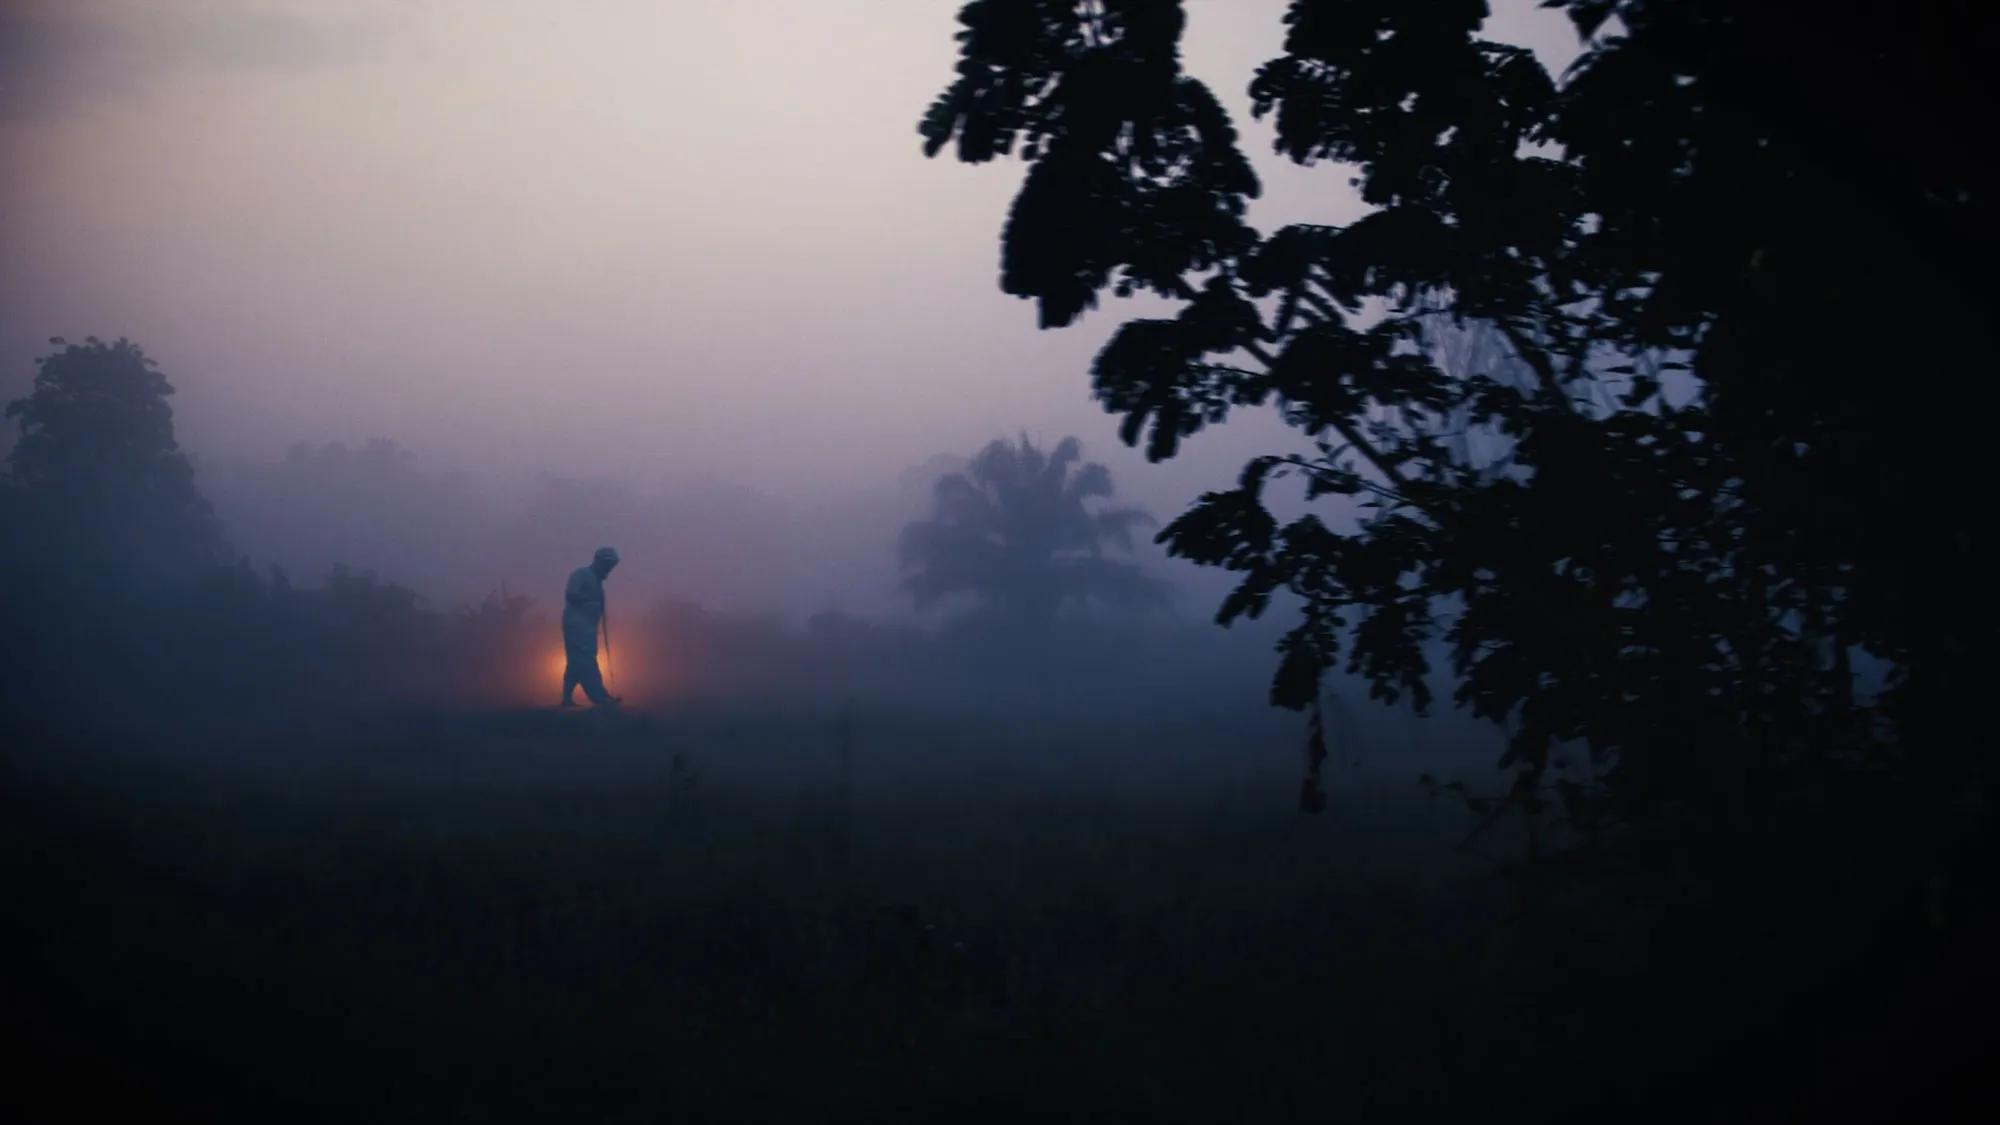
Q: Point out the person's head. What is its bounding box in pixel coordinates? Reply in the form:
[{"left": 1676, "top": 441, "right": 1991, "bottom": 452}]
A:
[{"left": 592, "top": 547, "right": 620, "bottom": 578}]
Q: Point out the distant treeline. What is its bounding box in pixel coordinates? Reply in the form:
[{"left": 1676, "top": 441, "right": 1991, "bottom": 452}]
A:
[{"left": 1, "top": 338, "right": 1225, "bottom": 732}]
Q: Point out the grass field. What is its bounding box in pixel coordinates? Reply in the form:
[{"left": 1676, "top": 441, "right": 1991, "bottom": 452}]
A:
[{"left": 4, "top": 697, "right": 1985, "bottom": 1122}]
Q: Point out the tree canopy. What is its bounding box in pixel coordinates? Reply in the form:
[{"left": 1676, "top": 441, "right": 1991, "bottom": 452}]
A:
[
  {"left": 899, "top": 433, "right": 1171, "bottom": 626},
  {"left": 3, "top": 336, "right": 225, "bottom": 583},
  {"left": 921, "top": 1, "right": 1990, "bottom": 839}
]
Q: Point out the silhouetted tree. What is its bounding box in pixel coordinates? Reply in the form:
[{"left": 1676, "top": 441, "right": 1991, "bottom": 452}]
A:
[
  {"left": 3, "top": 336, "right": 224, "bottom": 584},
  {"left": 898, "top": 434, "right": 1170, "bottom": 626},
  {"left": 896, "top": 452, "right": 970, "bottom": 512},
  {"left": 918, "top": 1, "right": 1985, "bottom": 843},
  {"left": 920, "top": 8, "right": 1998, "bottom": 1111}
]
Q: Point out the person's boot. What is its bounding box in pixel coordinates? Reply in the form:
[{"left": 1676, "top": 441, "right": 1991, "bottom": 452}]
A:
[{"left": 559, "top": 695, "right": 577, "bottom": 708}]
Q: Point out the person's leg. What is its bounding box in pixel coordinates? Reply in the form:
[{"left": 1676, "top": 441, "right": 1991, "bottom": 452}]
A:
[
  {"left": 562, "top": 634, "right": 594, "bottom": 706},
  {"left": 576, "top": 652, "right": 615, "bottom": 705}
]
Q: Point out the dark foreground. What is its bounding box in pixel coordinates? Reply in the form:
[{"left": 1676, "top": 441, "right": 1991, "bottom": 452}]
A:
[{"left": 3, "top": 703, "right": 1992, "bottom": 1123}]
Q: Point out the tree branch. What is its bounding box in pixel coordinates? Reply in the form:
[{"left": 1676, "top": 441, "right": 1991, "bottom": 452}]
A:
[
  {"left": 1296, "top": 285, "right": 1343, "bottom": 325},
  {"left": 1494, "top": 318, "right": 1578, "bottom": 413},
  {"left": 1239, "top": 338, "right": 1429, "bottom": 514}
]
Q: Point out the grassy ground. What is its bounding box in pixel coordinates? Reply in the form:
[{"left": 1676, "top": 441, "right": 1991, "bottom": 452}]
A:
[{"left": 3, "top": 701, "right": 1988, "bottom": 1122}]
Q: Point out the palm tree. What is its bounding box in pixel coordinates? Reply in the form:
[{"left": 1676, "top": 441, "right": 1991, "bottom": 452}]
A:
[{"left": 898, "top": 433, "right": 1171, "bottom": 625}]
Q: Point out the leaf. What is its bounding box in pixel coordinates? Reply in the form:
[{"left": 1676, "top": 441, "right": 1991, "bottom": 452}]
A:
[{"left": 1092, "top": 316, "right": 1265, "bottom": 461}]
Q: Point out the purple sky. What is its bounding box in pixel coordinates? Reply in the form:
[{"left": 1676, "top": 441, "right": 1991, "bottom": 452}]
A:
[{"left": 0, "top": 0, "right": 1584, "bottom": 612}]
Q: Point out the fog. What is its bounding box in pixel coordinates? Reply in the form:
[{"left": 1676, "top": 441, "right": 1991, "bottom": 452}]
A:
[
  {"left": 8, "top": 5, "right": 1975, "bottom": 1120},
  {"left": 1, "top": 0, "right": 1578, "bottom": 619},
  {"left": 0, "top": 1, "right": 1602, "bottom": 822},
  {"left": 0, "top": 0, "right": 1574, "bottom": 781}
]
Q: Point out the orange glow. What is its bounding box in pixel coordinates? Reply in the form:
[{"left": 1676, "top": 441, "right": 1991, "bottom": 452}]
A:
[{"left": 538, "top": 631, "right": 691, "bottom": 706}]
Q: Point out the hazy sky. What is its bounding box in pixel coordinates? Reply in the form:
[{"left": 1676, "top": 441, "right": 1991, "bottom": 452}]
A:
[{"left": 1, "top": 0, "right": 1582, "bottom": 518}]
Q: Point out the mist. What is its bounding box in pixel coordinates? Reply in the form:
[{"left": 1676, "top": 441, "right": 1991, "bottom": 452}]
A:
[
  {"left": 0, "top": 0, "right": 1579, "bottom": 519},
  {"left": 2, "top": 0, "right": 1577, "bottom": 767},
  {"left": 4, "top": 1, "right": 1976, "bottom": 1121}
]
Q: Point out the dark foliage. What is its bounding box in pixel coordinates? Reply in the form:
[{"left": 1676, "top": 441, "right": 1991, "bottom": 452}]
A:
[
  {"left": 2, "top": 336, "right": 225, "bottom": 586},
  {"left": 0, "top": 338, "right": 547, "bottom": 723},
  {"left": 921, "top": 0, "right": 1987, "bottom": 853},
  {"left": 923, "top": 0, "right": 1995, "bottom": 1114},
  {"left": 898, "top": 433, "right": 1172, "bottom": 626}
]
